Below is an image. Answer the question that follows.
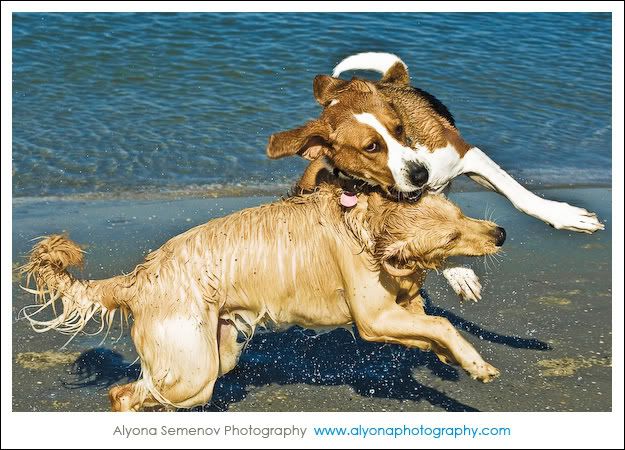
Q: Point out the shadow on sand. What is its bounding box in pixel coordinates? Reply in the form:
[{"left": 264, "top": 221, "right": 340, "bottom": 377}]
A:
[{"left": 62, "top": 291, "right": 551, "bottom": 412}]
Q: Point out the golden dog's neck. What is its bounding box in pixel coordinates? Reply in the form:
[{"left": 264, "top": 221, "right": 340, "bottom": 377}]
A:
[{"left": 281, "top": 183, "right": 449, "bottom": 267}]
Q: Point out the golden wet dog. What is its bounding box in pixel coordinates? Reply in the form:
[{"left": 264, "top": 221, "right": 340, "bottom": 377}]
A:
[{"left": 21, "top": 185, "right": 504, "bottom": 411}]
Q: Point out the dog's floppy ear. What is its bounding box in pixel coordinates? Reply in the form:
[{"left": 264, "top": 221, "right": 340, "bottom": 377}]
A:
[
  {"left": 380, "top": 61, "right": 410, "bottom": 86},
  {"left": 378, "top": 241, "right": 419, "bottom": 277},
  {"left": 266, "top": 120, "right": 331, "bottom": 160},
  {"left": 382, "top": 259, "right": 418, "bottom": 278}
]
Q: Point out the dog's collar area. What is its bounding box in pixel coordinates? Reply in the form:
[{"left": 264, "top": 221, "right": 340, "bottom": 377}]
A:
[
  {"left": 388, "top": 187, "right": 423, "bottom": 203},
  {"left": 331, "top": 167, "right": 423, "bottom": 203}
]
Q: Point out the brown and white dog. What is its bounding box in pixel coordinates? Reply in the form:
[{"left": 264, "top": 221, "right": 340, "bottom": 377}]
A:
[
  {"left": 21, "top": 186, "right": 504, "bottom": 411},
  {"left": 266, "top": 52, "right": 604, "bottom": 235}
]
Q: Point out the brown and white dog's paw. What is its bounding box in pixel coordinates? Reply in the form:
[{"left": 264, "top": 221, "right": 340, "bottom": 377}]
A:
[
  {"left": 443, "top": 267, "right": 482, "bottom": 302},
  {"left": 539, "top": 200, "right": 604, "bottom": 234}
]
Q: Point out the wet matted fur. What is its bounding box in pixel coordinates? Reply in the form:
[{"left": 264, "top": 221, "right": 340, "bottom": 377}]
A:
[{"left": 21, "top": 185, "right": 503, "bottom": 411}]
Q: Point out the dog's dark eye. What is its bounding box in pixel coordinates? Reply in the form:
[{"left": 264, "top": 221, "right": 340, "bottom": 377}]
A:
[
  {"left": 394, "top": 125, "right": 404, "bottom": 137},
  {"left": 364, "top": 142, "right": 379, "bottom": 152}
]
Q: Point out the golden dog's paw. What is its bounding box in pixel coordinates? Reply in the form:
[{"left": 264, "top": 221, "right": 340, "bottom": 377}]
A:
[{"left": 469, "top": 362, "right": 500, "bottom": 383}]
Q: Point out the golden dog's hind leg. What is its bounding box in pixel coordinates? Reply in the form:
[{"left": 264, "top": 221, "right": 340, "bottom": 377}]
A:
[
  {"left": 109, "top": 382, "right": 164, "bottom": 412},
  {"left": 114, "top": 298, "right": 222, "bottom": 411}
]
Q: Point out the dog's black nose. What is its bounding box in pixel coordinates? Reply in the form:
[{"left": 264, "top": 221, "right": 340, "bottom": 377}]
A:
[
  {"left": 407, "top": 164, "right": 429, "bottom": 187},
  {"left": 494, "top": 227, "right": 506, "bottom": 247}
]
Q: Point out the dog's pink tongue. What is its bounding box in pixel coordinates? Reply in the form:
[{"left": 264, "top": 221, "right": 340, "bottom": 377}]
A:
[{"left": 340, "top": 191, "right": 358, "bottom": 208}]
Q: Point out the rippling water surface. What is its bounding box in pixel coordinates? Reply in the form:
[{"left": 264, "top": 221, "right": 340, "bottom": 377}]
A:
[{"left": 12, "top": 13, "right": 611, "bottom": 198}]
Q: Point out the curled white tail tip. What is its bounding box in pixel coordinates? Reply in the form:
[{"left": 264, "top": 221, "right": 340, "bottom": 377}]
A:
[{"left": 332, "top": 52, "right": 407, "bottom": 78}]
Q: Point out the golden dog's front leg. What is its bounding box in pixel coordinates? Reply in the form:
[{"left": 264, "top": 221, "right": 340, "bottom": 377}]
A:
[
  {"left": 394, "top": 270, "right": 427, "bottom": 315},
  {"left": 346, "top": 278, "right": 500, "bottom": 382}
]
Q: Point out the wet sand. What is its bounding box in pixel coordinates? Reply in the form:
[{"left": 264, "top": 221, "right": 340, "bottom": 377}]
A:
[{"left": 11, "top": 188, "right": 612, "bottom": 412}]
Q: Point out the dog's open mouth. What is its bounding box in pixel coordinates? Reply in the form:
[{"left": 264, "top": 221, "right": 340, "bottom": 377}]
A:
[{"left": 388, "top": 188, "right": 423, "bottom": 203}]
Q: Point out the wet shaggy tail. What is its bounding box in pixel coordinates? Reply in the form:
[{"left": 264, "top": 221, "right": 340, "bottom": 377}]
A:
[{"left": 20, "top": 235, "right": 130, "bottom": 343}]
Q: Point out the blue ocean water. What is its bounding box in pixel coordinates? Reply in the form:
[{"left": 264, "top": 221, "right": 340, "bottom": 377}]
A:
[{"left": 12, "top": 13, "right": 611, "bottom": 198}]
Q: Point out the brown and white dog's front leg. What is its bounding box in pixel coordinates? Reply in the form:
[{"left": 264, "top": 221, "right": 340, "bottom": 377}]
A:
[
  {"left": 460, "top": 147, "right": 604, "bottom": 233},
  {"left": 442, "top": 266, "right": 482, "bottom": 302},
  {"left": 418, "top": 144, "right": 603, "bottom": 233}
]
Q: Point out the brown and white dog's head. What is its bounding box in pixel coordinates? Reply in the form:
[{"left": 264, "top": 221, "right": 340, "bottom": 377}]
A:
[{"left": 267, "top": 75, "right": 429, "bottom": 200}]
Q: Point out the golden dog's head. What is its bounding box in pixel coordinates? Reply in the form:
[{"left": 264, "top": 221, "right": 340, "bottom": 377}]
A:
[{"left": 367, "top": 193, "right": 505, "bottom": 275}]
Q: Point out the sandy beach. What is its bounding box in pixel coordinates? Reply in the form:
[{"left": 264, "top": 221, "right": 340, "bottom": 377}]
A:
[{"left": 11, "top": 187, "right": 611, "bottom": 412}]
